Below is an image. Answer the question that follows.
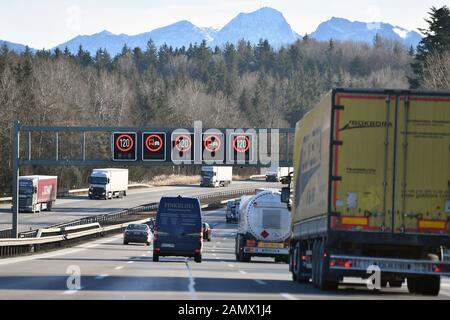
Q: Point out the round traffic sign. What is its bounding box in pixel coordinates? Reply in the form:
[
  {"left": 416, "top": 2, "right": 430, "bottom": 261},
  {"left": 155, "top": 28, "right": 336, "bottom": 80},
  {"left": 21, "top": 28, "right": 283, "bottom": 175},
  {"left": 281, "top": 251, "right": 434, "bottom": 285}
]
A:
[
  {"left": 115, "top": 134, "right": 134, "bottom": 153},
  {"left": 204, "top": 135, "right": 221, "bottom": 153},
  {"left": 174, "top": 135, "right": 192, "bottom": 152},
  {"left": 233, "top": 135, "right": 251, "bottom": 153},
  {"left": 145, "top": 134, "right": 164, "bottom": 152}
]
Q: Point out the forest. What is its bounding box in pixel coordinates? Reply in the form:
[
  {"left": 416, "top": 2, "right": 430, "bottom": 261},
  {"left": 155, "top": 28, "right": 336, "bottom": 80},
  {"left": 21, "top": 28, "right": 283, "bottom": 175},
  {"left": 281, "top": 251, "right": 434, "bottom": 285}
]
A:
[{"left": 0, "top": 6, "right": 448, "bottom": 194}]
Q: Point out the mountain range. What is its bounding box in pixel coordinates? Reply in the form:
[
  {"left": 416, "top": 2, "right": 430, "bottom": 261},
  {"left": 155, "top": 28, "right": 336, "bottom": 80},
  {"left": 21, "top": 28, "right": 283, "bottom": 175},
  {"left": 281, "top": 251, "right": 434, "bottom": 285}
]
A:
[{"left": 1, "top": 7, "right": 422, "bottom": 56}]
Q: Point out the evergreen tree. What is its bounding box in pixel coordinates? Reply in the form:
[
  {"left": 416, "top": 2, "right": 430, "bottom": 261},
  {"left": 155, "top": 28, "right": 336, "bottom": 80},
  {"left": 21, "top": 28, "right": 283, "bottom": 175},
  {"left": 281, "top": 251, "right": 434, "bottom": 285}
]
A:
[{"left": 410, "top": 6, "right": 450, "bottom": 88}]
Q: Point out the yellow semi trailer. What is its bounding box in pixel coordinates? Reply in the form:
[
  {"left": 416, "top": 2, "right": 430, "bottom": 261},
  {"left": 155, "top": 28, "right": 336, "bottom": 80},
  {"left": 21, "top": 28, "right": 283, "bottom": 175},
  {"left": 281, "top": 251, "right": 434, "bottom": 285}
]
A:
[{"left": 282, "top": 88, "right": 450, "bottom": 295}]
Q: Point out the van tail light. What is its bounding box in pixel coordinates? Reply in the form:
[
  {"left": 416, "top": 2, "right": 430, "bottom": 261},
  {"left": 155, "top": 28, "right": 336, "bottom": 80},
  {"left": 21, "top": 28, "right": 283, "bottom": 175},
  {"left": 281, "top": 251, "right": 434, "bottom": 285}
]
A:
[
  {"left": 154, "top": 248, "right": 160, "bottom": 252},
  {"left": 153, "top": 227, "right": 158, "bottom": 241}
]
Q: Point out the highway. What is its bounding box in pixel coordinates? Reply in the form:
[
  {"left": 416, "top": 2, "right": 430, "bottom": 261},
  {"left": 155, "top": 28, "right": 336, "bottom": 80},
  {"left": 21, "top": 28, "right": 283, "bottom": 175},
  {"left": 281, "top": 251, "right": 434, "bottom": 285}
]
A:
[
  {"left": 0, "top": 181, "right": 276, "bottom": 233},
  {"left": 0, "top": 208, "right": 449, "bottom": 300}
]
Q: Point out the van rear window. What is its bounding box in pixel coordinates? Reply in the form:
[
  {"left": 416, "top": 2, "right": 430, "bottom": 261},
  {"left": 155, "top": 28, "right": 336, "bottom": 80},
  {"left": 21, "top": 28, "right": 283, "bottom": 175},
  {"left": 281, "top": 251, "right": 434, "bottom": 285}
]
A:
[{"left": 157, "top": 197, "right": 202, "bottom": 231}]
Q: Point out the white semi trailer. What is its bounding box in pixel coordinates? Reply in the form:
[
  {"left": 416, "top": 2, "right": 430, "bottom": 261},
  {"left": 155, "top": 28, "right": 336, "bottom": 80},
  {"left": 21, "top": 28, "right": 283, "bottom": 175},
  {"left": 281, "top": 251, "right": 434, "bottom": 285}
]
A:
[
  {"left": 235, "top": 190, "right": 291, "bottom": 263},
  {"left": 88, "top": 168, "right": 128, "bottom": 200},
  {"left": 200, "top": 166, "right": 233, "bottom": 188}
]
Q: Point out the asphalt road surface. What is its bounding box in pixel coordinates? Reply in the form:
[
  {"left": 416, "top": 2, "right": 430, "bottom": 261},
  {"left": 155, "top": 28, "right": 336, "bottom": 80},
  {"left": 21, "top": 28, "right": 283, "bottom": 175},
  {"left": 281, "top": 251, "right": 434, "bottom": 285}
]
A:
[
  {"left": 0, "top": 208, "right": 449, "bottom": 300},
  {"left": 0, "top": 181, "right": 278, "bottom": 232}
]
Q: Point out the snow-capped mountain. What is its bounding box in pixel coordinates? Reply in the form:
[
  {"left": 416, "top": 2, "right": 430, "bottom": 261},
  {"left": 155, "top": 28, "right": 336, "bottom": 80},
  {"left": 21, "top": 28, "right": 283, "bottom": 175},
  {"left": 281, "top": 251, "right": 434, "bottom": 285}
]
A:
[
  {"left": 310, "top": 17, "right": 422, "bottom": 48},
  {"left": 1, "top": 8, "right": 424, "bottom": 55},
  {"left": 55, "top": 21, "right": 218, "bottom": 56},
  {"left": 212, "top": 7, "right": 300, "bottom": 48}
]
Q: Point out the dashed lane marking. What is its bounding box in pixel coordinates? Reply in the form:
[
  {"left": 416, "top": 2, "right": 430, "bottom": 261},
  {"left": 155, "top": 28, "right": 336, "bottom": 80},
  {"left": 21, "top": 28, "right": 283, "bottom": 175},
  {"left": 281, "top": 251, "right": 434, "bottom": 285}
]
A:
[
  {"left": 115, "top": 266, "right": 124, "bottom": 270},
  {"left": 184, "top": 258, "right": 198, "bottom": 300},
  {"left": 280, "top": 293, "right": 298, "bottom": 300}
]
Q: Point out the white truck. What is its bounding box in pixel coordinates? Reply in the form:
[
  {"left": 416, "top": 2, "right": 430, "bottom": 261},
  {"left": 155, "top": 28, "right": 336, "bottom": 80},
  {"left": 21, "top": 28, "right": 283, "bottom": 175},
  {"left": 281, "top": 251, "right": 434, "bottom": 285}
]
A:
[
  {"left": 235, "top": 190, "right": 291, "bottom": 263},
  {"left": 261, "top": 167, "right": 293, "bottom": 182},
  {"left": 88, "top": 168, "right": 128, "bottom": 200},
  {"left": 200, "top": 166, "right": 233, "bottom": 188}
]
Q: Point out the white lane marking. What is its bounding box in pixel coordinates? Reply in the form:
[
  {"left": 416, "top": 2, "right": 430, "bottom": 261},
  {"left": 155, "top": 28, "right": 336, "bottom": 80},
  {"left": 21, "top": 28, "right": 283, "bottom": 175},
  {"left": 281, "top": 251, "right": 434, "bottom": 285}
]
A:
[
  {"left": 95, "top": 274, "right": 109, "bottom": 280},
  {"left": 239, "top": 270, "right": 247, "bottom": 274},
  {"left": 115, "top": 266, "right": 124, "bottom": 270},
  {"left": 141, "top": 254, "right": 147, "bottom": 256},
  {"left": 0, "top": 235, "right": 122, "bottom": 266},
  {"left": 228, "top": 264, "right": 235, "bottom": 268},
  {"left": 212, "top": 253, "right": 217, "bottom": 256},
  {"left": 184, "top": 258, "right": 198, "bottom": 300},
  {"left": 439, "top": 291, "right": 450, "bottom": 298},
  {"left": 254, "top": 280, "right": 267, "bottom": 285},
  {"left": 215, "top": 257, "right": 220, "bottom": 260},
  {"left": 281, "top": 293, "right": 298, "bottom": 300},
  {"left": 127, "top": 261, "right": 134, "bottom": 264},
  {"left": 63, "top": 289, "right": 80, "bottom": 295}
]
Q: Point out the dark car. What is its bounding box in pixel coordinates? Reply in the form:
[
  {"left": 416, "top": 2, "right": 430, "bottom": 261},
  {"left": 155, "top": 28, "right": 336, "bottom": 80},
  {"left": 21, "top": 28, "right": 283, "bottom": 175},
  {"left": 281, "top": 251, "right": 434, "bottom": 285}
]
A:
[
  {"left": 123, "top": 224, "right": 152, "bottom": 246},
  {"left": 203, "top": 222, "right": 212, "bottom": 242},
  {"left": 226, "top": 199, "right": 240, "bottom": 223},
  {"left": 153, "top": 196, "right": 203, "bottom": 263}
]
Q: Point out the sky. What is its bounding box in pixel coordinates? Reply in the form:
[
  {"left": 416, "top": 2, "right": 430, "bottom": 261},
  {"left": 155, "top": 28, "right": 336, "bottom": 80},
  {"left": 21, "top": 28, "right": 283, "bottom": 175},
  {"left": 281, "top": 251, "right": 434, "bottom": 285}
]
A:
[{"left": 0, "top": 0, "right": 448, "bottom": 49}]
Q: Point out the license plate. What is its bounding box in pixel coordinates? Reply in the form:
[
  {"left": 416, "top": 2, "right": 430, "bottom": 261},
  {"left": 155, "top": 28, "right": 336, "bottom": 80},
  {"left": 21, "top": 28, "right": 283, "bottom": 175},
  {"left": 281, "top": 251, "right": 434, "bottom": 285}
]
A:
[
  {"left": 258, "top": 242, "right": 284, "bottom": 248},
  {"left": 161, "top": 243, "right": 175, "bottom": 248}
]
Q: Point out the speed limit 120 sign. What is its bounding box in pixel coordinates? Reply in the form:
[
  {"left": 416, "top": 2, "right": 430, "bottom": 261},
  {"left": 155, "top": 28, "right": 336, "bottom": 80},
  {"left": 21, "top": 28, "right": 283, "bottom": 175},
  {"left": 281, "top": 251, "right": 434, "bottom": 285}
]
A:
[
  {"left": 112, "top": 132, "right": 137, "bottom": 161},
  {"left": 228, "top": 133, "right": 255, "bottom": 164}
]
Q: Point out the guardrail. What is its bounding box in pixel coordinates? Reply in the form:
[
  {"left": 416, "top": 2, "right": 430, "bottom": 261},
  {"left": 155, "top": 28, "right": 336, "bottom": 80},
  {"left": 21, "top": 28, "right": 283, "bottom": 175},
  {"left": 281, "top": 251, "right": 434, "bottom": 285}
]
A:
[
  {"left": 0, "top": 187, "right": 260, "bottom": 258},
  {"left": 0, "top": 183, "right": 152, "bottom": 204}
]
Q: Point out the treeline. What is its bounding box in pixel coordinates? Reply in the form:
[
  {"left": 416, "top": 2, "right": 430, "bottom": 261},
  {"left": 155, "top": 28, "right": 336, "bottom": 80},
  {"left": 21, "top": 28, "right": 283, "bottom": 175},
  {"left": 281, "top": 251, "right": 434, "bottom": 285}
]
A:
[{"left": 0, "top": 6, "right": 448, "bottom": 193}]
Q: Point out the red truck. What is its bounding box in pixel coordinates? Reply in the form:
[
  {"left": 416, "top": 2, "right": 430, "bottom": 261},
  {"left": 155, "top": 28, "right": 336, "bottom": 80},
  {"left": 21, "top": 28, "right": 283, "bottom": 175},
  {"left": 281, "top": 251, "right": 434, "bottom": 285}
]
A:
[{"left": 19, "top": 176, "right": 57, "bottom": 213}]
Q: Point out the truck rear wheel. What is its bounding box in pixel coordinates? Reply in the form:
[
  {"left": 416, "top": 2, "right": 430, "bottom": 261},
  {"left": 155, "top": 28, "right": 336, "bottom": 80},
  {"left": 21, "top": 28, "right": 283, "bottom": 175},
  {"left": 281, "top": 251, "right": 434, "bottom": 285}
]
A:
[
  {"left": 312, "top": 241, "right": 319, "bottom": 287},
  {"left": 317, "top": 240, "right": 338, "bottom": 291},
  {"left": 292, "top": 242, "right": 309, "bottom": 283},
  {"left": 421, "top": 276, "right": 440, "bottom": 296},
  {"left": 407, "top": 277, "right": 418, "bottom": 294}
]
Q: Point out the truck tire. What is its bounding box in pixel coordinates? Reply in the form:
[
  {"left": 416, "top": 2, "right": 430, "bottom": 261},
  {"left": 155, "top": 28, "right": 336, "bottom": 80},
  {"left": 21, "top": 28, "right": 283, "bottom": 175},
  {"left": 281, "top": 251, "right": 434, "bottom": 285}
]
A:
[
  {"left": 194, "top": 254, "right": 202, "bottom": 263},
  {"left": 318, "top": 241, "right": 338, "bottom": 291},
  {"left": 153, "top": 253, "right": 159, "bottom": 262},
  {"left": 312, "top": 241, "right": 319, "bottom": 288},
  {"left": 421, "top": 276, "right": 440, "bottom": 296},
  {"left": 47, "top": 201, "right": 53, "bottom": 212},
  {"left": 388, "top": 280, "right": 403, "bottom": 288},
  {"left": 292, "top": 242, "right": 309, "bottom": 283},
  {"left": 407, "top": 277, "right": 418, "bottom": 294},
  {"left": 237, "top": 236, "right": 250, "bottom": 262}
]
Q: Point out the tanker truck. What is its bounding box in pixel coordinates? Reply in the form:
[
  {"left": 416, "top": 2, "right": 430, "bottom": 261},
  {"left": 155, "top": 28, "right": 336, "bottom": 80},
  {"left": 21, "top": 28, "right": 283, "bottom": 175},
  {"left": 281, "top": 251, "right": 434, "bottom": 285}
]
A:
[{"left": 235, "top": 190, "right": 291, "bottom": 263}]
